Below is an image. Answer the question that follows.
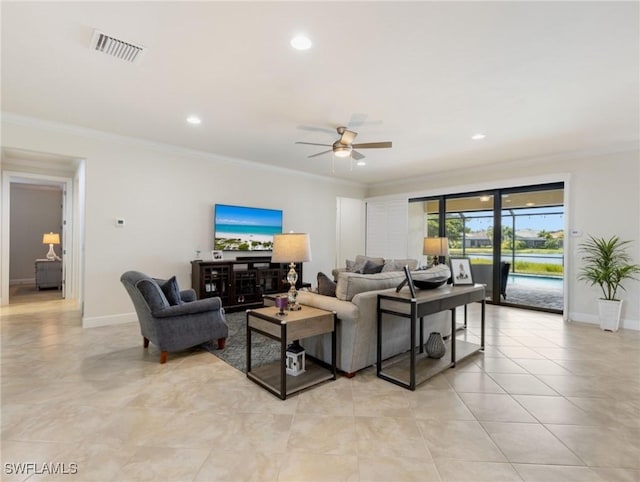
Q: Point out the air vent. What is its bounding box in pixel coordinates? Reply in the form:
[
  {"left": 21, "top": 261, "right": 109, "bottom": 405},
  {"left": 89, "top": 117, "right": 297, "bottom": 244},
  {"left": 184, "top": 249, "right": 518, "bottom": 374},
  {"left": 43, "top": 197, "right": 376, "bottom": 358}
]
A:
[{"left": 90, "top": 29, "right": 145, "bottom": 63}]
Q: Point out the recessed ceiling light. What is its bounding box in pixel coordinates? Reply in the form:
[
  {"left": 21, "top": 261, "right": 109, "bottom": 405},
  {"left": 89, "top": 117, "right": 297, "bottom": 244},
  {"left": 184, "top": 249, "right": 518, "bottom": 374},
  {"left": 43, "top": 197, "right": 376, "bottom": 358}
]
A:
[
  {"left": 290, "top": 35, "right": 312, "bottom": 50},
  {"left": 479, "top": 195, "right": 491, "bottom": 202},
  {"left": 526, "top": 202, "right": 536, "bottom": 207},
  {"left": 356, "top": 160, "right": 366, "bottom": 166},
  {"left": 186, "top": 115, "right": 201, "bottom": 125},
  {"left": 471, "top": 133, "right": 486, "bottom": 140}
]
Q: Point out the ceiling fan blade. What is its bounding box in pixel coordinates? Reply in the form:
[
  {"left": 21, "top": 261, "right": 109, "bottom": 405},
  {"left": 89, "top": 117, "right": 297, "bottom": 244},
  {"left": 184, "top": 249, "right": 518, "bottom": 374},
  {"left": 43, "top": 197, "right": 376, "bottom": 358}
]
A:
[
  {"left": 295, "top": 141, "right": 333, "bottom": 147},
  {"left": 347, "top": 113, "right": 368, "bottom": 128},
  {"left": 351, "top": 150, "right": 366, "bottom": 161},
  {"left": 351, "top": 141, "right": 392, "bottom": 149},
  {"left": 297, "top": 125, "right": 337, "bottom": 136},
  {"left": 308, "top": 149, "right": 333, "bottom": 158},
  {"left": 347, "top": 113, "right": 384, "bottom": 129}
]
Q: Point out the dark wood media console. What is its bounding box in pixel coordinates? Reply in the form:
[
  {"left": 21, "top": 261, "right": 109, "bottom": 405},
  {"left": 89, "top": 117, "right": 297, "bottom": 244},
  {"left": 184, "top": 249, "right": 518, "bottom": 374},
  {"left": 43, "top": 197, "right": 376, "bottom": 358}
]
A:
[{"left": 191, "top": 257, "right": 303, "bottom": 312}]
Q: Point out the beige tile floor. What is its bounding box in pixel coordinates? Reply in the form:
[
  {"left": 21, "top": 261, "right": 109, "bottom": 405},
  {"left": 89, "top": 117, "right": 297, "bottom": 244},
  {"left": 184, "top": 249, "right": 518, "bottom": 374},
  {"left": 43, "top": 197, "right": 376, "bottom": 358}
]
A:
[{"left": 2, "top": 292, "right": 640, "bottom": 482}]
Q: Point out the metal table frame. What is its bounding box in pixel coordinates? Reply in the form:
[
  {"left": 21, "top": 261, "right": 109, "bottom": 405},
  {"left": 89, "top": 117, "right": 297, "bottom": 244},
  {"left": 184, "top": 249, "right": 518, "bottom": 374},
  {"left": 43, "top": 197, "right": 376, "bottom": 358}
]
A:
[
  {"left": 377, "top": 284, "right": 485, "bottom": 390},
  {"left": 246, "top": 306, "right": 337, "bottom": 400}
]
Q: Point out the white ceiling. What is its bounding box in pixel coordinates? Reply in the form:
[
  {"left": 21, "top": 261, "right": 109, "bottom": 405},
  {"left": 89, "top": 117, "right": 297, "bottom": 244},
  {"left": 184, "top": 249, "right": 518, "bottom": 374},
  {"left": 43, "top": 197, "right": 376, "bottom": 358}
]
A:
[{"left": 2, "top": 2, "right": 638, "bottom": 185}]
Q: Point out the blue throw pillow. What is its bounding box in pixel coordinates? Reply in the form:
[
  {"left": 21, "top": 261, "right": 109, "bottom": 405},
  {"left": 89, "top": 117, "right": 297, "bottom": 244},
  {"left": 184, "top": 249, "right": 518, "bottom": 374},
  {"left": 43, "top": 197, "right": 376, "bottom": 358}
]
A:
[
  {"left": 158, "top": 276, "right": 183, "bottom": 306},
  {"left": 363, "top": 259, "right": 384, "bottom": 274}
]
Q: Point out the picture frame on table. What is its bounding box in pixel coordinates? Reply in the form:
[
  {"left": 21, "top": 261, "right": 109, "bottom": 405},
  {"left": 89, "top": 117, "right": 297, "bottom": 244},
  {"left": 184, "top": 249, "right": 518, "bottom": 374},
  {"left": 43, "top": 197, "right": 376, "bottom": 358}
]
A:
[
  {"left": 449, "top": 257, "right": 473, "bottom": 285},
  {"left": 211, "top": 250, "right": 223, "bottom": 261}
]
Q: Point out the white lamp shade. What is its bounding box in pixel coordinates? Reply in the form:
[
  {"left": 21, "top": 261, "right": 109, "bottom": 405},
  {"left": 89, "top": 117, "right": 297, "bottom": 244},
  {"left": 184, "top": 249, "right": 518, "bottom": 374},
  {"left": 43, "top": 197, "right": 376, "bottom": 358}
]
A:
[
  {"left": 423, "top": 237, "right": 449, "bottom": 256},
  {"left": 43, "top": 232, "right": 60, "bottom": 245},
  {"left": 271, "top": 233, "right": 312, "bottom": 263}
]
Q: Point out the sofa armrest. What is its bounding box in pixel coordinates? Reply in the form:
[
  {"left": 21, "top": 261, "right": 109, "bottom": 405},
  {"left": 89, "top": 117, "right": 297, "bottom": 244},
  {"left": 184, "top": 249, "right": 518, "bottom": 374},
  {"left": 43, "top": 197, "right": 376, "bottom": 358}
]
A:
[
  {"left": 153, "top": 297, "right": 222, "bottom": 318},
  {"left": 331, "top": 267, "right": 348, "bottom": 282},
  {"left": 295, "top": 291, "right": 358, "bottom": 323}
]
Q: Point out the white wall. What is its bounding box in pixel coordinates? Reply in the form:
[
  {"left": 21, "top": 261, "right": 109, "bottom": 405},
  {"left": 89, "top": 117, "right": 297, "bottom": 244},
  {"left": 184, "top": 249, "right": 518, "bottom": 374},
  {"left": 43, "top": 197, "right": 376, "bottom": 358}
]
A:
[
  {"left": 335, "top": 197, "right": 365, "bottom": 268},
  {"left": 366, "top": 148, "right": 640, "bottom": 330},
  {"left": 1, "top": 118, "right": 366, "bottom": 326}
]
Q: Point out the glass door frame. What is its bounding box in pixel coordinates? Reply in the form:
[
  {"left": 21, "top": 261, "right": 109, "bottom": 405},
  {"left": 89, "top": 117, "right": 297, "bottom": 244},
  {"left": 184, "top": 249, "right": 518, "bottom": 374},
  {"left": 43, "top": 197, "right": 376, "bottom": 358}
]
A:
[{"left": 411, "top": 182, "right": 564, "bottom": 314}]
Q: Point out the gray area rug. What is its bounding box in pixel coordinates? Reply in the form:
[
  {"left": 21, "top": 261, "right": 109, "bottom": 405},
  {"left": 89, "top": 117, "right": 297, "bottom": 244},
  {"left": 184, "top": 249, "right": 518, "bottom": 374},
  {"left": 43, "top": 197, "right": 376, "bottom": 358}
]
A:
[{"left": 202, "top": 310, "right": 280, "bottom": 373}]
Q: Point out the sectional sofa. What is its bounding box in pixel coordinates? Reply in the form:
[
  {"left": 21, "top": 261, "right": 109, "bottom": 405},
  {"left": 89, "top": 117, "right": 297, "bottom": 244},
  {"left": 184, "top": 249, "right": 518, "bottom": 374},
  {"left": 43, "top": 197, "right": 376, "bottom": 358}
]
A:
[{"left": 296, "top": 257, "right": 452, "bottom": 376}]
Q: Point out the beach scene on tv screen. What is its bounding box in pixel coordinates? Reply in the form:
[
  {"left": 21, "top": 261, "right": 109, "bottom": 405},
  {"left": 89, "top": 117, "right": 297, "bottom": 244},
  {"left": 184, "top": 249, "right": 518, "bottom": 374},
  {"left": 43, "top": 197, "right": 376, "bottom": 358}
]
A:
[{"left": 214, "top": 204, "right": 282, "bottom": 251}]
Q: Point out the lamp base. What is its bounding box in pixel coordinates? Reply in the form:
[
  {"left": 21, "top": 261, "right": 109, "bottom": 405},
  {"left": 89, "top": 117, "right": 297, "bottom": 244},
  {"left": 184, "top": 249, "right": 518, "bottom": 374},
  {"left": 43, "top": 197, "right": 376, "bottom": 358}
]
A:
[
  {"left": 286, "top": 262, "right": 299, "bottom": 308},
  {"left": 46, "top": 244, "right": 59, "bottom": 261}
]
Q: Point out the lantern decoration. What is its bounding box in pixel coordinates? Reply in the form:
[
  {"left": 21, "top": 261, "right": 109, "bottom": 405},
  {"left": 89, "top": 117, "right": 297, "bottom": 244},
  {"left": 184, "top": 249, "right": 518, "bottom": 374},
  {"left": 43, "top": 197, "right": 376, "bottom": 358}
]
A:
[{"left": 285, "top": 341, "right": 305, "bottom": 376}]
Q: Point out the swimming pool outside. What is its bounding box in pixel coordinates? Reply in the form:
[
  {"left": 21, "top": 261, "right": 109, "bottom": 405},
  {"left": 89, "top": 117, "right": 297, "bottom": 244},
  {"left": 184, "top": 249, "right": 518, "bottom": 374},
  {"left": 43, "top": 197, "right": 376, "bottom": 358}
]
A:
[
  {"left": 508, "top": 273, "right": 563, "bottom": 288},
  {"left": 503, "top": 273, "right": 564, "bottom": 311}
]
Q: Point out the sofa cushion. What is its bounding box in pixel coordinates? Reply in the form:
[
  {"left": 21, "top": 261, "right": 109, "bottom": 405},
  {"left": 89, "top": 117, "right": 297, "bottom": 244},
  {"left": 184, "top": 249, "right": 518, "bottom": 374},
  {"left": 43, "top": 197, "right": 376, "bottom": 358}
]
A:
[
  {"left": 381, "top": 259, "right": 419, "bottom": 272},
  {"left": 336, "top": 271, "right": 405, "bottom": 301},
  {"left": 335, "top": 256, "right": 419, "bottom": 280},
  {"left": 352, "top": 255, "right": 385, "bottom": 274},
  {"left": 317, "top": 272, "right": 337, "bottom": 297},
  {"left": 335, "top": 264, "right": 452, "bottom": 301}
]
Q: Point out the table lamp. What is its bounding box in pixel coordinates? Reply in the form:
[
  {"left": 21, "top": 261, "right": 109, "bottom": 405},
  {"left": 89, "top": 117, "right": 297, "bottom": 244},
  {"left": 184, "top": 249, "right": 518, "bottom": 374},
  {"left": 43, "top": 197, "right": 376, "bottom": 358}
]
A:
[
  {"left": 271, "top": 232, "right": 311, "bottom": 307},
  {"left": 42, "top": 232, "right": 61, "bottom": 261},
  {"left": 423, "top": 237, "right": 449, "bottom": 266}
]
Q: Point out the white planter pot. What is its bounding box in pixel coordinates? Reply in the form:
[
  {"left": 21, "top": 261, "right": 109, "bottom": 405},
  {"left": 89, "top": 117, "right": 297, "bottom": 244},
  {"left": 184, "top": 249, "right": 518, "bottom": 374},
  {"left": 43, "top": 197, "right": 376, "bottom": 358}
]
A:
[{"left": 598, "top": 299, "right": 623, "bottom": 332}]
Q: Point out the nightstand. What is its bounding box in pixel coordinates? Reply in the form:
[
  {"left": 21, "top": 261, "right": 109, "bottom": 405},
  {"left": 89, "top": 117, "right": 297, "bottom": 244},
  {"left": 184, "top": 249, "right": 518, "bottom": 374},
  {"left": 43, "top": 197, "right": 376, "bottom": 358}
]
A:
[{"left": 35, "top": 259, "right": 62, "bottom": 290}]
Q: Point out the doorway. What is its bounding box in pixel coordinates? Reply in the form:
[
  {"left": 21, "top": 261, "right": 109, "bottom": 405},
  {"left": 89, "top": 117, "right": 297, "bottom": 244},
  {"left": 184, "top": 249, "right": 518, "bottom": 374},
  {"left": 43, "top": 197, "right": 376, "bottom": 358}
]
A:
[
  {"left": 9, "top": 181, "right": 65, "bottom": 303},
  {"left": 1, "top": 148, "right": 84, "bottom": 308}
]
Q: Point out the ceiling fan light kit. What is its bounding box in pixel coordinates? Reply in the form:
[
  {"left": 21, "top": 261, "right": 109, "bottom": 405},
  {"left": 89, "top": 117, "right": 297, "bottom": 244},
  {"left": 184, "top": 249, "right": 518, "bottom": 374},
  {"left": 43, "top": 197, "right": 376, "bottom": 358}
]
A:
[{"left": 333, "top": 146, "right": 352, "bottom": 158}]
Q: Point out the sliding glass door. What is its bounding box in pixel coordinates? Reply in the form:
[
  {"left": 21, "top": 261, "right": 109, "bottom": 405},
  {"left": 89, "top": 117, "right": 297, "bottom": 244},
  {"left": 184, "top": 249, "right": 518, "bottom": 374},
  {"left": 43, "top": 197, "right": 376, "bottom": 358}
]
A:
[
  {"left": 499, "top": 187, "right": 564, "bottom": 311},
  {"left": 445, "top": 195, "right": 498, "bottom": 302},
  {"left": 410, "top": 182, "right": 564, "bottom": 314}
]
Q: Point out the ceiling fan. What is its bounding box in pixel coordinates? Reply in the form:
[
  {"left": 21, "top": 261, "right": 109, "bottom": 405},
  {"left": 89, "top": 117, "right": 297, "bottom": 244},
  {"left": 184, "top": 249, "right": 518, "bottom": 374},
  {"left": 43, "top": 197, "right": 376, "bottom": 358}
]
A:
[{"left": 295, "top": 126, "right": 392, "bottom": 160}]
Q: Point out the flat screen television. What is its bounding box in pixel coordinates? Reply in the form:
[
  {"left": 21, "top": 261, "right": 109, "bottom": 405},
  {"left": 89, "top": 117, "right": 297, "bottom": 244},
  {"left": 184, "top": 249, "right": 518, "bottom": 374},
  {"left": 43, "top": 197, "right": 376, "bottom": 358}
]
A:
[{"left": 214, "top": 204, "right": 283, "bottom": 251}]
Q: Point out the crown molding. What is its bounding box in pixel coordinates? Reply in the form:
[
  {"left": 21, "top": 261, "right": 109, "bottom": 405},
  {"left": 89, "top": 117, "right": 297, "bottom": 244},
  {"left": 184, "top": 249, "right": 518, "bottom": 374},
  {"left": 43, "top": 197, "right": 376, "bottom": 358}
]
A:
[
  {"left": 1, "top": 112, "right": 365, "bottom": 188},
  {"left": 371, "top": 141, "right": 640, "bottom": 191}
]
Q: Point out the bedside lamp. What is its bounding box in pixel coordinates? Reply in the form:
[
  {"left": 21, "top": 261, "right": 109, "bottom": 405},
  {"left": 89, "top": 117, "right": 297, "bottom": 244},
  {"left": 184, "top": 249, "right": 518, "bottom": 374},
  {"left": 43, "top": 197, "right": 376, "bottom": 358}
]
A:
[
  {"left": 423, "top": 237, "right": 449, "bottom": 266},
  {"left": 271, "top": 232, "right": 311, "bottom": 307},
  {"left": 42, "top": 232, "right": 61, "bottom": 261}
]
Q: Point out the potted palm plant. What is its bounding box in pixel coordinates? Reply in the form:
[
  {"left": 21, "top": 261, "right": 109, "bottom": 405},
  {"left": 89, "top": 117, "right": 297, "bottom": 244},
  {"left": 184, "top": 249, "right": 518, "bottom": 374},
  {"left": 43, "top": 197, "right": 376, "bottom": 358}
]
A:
[{"left": 578, "top": 235, "right": 640, "bottom": 331}]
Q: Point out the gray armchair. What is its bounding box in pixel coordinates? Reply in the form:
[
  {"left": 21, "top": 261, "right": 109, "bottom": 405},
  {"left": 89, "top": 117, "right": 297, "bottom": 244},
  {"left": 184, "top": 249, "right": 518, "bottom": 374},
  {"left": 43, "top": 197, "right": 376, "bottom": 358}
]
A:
[{"left": 121, "top": 271, "right": 228, "bottom": 363}]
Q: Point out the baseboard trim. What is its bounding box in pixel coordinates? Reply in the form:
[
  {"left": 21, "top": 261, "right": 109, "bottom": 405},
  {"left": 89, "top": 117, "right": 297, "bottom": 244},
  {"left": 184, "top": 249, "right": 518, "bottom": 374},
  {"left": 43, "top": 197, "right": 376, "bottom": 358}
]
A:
[
  {"left": 569, "top": 311, "right": 640, "bottom": 331},
  {"left": 83, "top": 312, "right": 137, "bottom": 328},
  {"left": 9, "top": 278, "right": 35, "bottom": 285}
]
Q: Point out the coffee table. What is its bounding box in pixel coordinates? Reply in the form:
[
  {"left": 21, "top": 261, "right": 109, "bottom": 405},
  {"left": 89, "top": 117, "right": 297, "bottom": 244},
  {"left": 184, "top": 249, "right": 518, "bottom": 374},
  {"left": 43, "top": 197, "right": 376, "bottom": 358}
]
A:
[{"left": 246, "top": 305, "right": 337, "bottom": 399}]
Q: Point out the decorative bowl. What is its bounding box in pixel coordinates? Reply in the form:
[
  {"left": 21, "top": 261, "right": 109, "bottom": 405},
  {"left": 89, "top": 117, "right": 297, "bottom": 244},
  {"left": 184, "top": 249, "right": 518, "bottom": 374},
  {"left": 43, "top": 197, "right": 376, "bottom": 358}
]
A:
[{"left": 413, "top": 276, "right": 449, "bottom": 290}]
